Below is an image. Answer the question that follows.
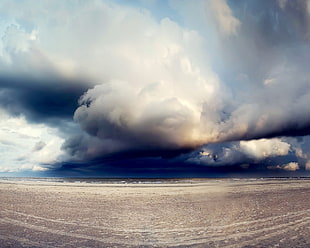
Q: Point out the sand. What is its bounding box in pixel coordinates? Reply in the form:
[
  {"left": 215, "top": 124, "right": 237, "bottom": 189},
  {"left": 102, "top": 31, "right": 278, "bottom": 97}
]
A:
[{"left": 0, "top": 178, "right": 310, "bottom": 247}]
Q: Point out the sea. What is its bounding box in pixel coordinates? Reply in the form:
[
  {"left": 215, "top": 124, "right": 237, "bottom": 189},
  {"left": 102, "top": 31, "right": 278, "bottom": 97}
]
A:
[{"left": 0, "top": 177, "right": 308, "bottom": 185}]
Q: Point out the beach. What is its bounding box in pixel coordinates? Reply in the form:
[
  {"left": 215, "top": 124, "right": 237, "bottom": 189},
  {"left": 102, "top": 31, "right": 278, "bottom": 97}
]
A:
[{"left": 0, "top": 178, "right": 310, "bottom": 247}]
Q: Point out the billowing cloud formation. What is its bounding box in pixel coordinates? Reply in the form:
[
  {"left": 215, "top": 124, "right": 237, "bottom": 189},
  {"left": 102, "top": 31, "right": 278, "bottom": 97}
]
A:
[
  {"left": 72, "top": 0, "right": 310, "bottom": 154},
  {"left": 1, "top": 0, "right": 310, "bottom": 174}
]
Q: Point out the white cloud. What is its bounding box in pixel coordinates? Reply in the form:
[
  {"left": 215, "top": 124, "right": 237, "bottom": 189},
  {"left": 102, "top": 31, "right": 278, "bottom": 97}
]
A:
[
  {"left": 283, "top": 162, "right": 300, "bottom": 171},
  {"left": 208, "top": 0, "right": 241, "bottom": 36},
  {"left": 268, "top": 162, "right": 300, "bottom": 172},
  {"left": 240, "top": 138, "right": 291, "bottom": 160},
  {"left": 263, "top": 78, "right": 276, "bottom": 86},
  {"left": 0, "top": 108, "right": 66, "bottom": 172}
]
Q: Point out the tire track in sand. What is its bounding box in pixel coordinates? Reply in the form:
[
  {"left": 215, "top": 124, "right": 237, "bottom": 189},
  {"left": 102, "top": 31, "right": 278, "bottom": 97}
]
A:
[
  {"left": 2, "top": 208, "right": 310, "bottom": 233},
  {"left": 1, "top": 208, "right": 310, "bottom": 247},
  {"left": 0, "top": 234, "right": 56, "bottom": 248},
  {"left": 177, "top": 214, "right": 310, "bottom": 247},
  {"left": 0, "top": 217, "right": 129, "bottom": 247}
]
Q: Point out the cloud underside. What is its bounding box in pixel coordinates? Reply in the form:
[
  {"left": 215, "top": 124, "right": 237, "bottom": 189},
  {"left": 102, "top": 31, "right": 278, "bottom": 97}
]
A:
[{"left": 1, "top": 0, "right": 310, "bottom": 173}]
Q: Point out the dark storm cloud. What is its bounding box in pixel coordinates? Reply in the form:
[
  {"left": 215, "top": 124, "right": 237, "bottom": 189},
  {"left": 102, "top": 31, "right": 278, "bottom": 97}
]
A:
[
  {"left": 61, "top": 130, "right": 193, "bottom": 165},
  {"left": 48, "top": 156, "right": 256, "bottom": 178},
  {"left": 51, "top": 152, "right": 306, "bottom": 178},
  {"left": 0, "top": 75, "right": 89, "bottom": 124}
]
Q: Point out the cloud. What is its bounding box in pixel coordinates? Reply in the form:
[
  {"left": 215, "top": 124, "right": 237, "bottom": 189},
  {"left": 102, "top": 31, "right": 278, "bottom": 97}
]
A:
[
  {"left": 283, "top": 162, "right": 300, "bottom": 171},
  {"left": 277, "top": 0, "right": 288, "bottom": 9},
  {"left": 207, "top": 0, "right": 241, "bottom": 36},
  {"left": 32, "top": 141, "right": 46, "bottom": 152},
  {"left": 0, "top": 76, "right": 89, "bottom": 124},
  {"left": 0, "top": 108, "right": 66, "bottom": 172},
  {"left": 276, "top": 0, "right": 310, "bottom": 39},
  {"left": 186, "top": 138, "right": 292, "bottom": 167},
  {"left": 1, "top": 0, "right": 310, "bottom": 174},
  {"left": 239, "top": 139, "right": 291, "bottom": 159},
  {"left": 69, "top": 0, "right": 310, "bottom": 160},
  {"left": 268, "top": 162, "right": 300, "bottom": 172}
]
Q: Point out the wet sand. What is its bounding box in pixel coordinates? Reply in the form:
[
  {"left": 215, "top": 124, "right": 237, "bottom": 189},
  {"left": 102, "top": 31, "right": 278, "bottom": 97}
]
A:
[{"left": 0, "top": 179, "right": 310, "bottom": 247}]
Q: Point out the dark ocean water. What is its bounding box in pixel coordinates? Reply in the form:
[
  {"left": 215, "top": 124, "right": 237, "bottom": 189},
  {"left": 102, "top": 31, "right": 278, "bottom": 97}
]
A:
[
  {"left": 0, "top": 177, "right": 218, "bottom": 184},
  {"left": 0, "top": 177, "right": 309, "bottom": 185}
]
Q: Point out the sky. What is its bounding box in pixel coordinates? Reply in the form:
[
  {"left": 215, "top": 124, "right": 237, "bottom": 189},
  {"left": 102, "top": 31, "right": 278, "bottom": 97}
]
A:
[{"left": 1, "top": 0, "right": 310, "bottom": 177}]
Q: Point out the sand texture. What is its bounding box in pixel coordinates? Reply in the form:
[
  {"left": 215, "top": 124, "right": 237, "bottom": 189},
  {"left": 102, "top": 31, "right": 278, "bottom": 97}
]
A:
[{"left": 0, "top": 179, "right": 310, "bottom": 247}]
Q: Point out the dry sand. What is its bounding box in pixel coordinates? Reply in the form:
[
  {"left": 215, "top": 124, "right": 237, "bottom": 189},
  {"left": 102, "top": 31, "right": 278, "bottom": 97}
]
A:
[{"left": 0, "top": 178, "right": 310, "bottom": 247}]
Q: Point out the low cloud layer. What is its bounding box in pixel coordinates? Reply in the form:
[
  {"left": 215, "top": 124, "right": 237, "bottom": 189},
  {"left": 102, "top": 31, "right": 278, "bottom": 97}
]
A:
[{"left": 1, "top": 0, "right": 310, "bottom": 175}]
